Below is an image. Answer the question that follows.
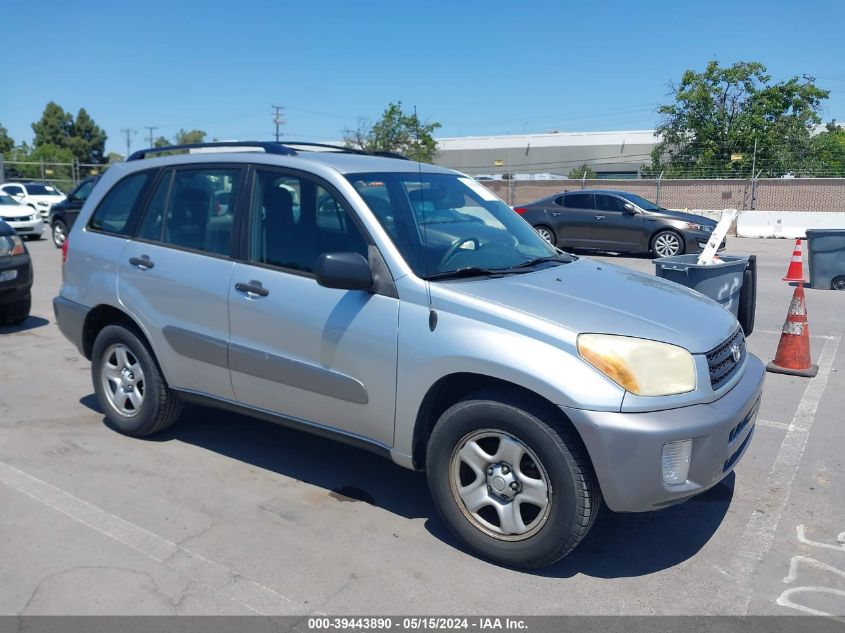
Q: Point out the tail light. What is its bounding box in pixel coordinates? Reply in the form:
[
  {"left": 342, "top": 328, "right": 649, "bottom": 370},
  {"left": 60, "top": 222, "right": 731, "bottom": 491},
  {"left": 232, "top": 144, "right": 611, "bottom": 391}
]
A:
[
  {"left": 61, "top": 236, "right": 69, "bottom": 264},
  {"left": 514, "top": 207, "right": 528, "bottom": 215}
]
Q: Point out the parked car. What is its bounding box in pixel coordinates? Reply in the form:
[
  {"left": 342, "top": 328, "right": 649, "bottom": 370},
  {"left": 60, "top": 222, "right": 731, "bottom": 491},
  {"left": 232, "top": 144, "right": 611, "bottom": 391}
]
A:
[
  {"left": 0, "top": 193, "right": 44, "bottom": 240},
  {"left": 54, "top": 142, "right": 763, "bottom": 568},
  {"left": 0, "top": 182, "right": 66, "bottom": 219},
  {"left": 48, "top": 176, "right": 99, "bottom": 247},
  {"left": 0, "top": 219, "right": 33, "bottom": 325},
  {"left": 515, "top": 189, "right": 721, "bottom": 258}
]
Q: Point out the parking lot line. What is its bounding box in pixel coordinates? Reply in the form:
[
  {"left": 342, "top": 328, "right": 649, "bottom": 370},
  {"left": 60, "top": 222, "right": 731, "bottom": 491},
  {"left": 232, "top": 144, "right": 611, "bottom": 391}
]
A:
[
  {"left": 728, "top": 335, "right": 841, "bottom": 613},
  {"left": 0, "top": 460, "right": 301, "bottom": 615},
  {"left": 757, "top": 419, "right": 791, "bottom": 431}
]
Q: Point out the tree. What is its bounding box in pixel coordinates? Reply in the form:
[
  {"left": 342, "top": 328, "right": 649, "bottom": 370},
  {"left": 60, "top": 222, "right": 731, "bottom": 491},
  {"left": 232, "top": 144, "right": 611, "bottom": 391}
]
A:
[
  {"left": 807, "top": 122, "right": 845, "bottom": 176},
  {"left": 153, "top": 136, "right": 170, "bottom": 148},
  {"left": 174, "top": 129, "right": 206, "bottom": 145},
  {"left": 343, "top": 101, "right": 441, "bottom": 162},
  {"left": 568, "top": 164, "right": 597, "bottom": 179},
  {"left": 0, "top": 125, "right": 13, "bottom": 156},
  {"left": 648, "top": 61, "right": 829, "bottom": 178},
  {"left": 31, "top": 102, "right": 107, "bottom": 164}
]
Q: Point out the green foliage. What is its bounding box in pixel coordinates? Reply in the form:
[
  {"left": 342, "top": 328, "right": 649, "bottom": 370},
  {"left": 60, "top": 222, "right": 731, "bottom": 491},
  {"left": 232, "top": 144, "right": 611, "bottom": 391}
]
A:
[
  {"left": 174, "top": 129, "right": 207, "bottom": 145},
  {"left": 568, "top": 164, "right": 597, "bottom": 179},
  {"left": 649, "top": 61, "right": 829, "bottom": 178},
  {"left": 806, "top": 123, "right": 845, "bottom": 176},
  {"left": 31, "top": 102, "right": 107, "bottom": 164},
  {"left": 0, "top": 125, "right": 14, "bottom": 156},
  {"left": 153, "top": 136, "right": 170, "bottom": 148},
  {"left": 343, "top": 101, "right": 441, "bottom": 163}
]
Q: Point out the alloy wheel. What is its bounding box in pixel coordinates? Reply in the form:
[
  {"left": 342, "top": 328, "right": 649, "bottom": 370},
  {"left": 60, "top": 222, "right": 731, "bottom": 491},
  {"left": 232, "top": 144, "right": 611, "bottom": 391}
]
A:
[{"left": 100, "top": 343, "right": 146, "bottom": 417}]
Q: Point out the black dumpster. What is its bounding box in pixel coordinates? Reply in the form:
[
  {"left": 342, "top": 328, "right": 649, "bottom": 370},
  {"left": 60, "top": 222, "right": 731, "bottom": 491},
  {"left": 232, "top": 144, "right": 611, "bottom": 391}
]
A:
[{"left": 805, "top": 229, "right": 845, "bottom": 290}]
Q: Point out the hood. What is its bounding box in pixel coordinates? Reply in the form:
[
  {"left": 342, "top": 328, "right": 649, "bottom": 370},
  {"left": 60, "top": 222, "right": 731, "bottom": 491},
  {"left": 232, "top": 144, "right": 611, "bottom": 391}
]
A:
[
  {"left": 448, "top": 258, "right": 738, "bottom": 353},
  {"left": 649, "top": 209, "right": 716, "bottom": 225},
  {"left": 0, "top": 205, "right": 36, "bottom": 219}
]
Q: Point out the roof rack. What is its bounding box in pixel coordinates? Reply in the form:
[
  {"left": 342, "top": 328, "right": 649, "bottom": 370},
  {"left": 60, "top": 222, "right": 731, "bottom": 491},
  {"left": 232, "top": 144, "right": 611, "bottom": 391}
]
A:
[
  {"left": 127, "top": 141, "right": 297, "bottom": 161},
  {"left": 282, "top": 141, "right": 410, "bottom": 161}
]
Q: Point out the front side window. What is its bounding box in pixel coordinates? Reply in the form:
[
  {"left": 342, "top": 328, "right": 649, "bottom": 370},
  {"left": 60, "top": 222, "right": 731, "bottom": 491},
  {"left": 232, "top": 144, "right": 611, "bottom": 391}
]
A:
[
  {"left": 137, "top": 168, "right": 239, "bottom": 256},
  {"left": 595, "top": 194, "right": 628, "bottom": 212},
  {"left": 249, "top": 169, "right": 368, "bottom": 274},
  {"left": 618, "top": 192, "right": 664, "bottom": 211},
  {"left": 348, "top": 173, "right": 559, "bottom": 278},
  {"left": 72, "top": 179, "right": 96, "bottom": 202},
  {"left": 88, "top": 172, "right": 152, "bottom": 235}
]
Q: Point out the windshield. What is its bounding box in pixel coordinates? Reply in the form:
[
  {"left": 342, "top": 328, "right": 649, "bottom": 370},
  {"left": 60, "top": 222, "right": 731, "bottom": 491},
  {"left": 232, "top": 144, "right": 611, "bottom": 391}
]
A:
[
  {"left": 347, "top": 172, "right": 561, "bottom": 278},
  {"left": 0, "top": 194, "right": 21, "bottom": 206},
  {"left": 617, "top": 192, "right": 664, "bottom": 211},
  {"left": 25, "top": 184, "right": 61, "bottom": 196}
]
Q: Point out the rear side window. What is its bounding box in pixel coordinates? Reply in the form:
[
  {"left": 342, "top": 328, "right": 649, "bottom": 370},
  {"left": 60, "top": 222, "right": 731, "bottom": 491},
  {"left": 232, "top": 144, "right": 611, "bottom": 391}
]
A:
[
  {"left": 136, "top": 167, "right": 240, "bottom": 256},
  {"left": 88, "top": 172, "right": 152, "bottom": 235},
  {"left": 563, "top": 193, "right": 594, "bottom": 209}
]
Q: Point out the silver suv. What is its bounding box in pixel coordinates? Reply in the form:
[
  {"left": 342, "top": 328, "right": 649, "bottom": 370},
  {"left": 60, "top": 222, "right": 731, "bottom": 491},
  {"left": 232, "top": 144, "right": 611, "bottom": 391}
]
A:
[{"left": 54, "top": 142, "right": 764, "bottom": 568}]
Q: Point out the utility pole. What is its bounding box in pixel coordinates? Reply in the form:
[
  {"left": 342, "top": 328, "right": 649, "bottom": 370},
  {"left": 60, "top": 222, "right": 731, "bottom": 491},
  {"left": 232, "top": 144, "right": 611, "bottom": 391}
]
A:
[
  {"left": 271, "top": 105, "right": 286, "bottom": 142},
  {"left": 145, "top": 126, "right": 158, "bottom": 148},
  {"left": 751, "top": 138, "right": 757, "bottom": 178},
  {"left": 120, "top": 128, "right": 136, "bottom": 158}
]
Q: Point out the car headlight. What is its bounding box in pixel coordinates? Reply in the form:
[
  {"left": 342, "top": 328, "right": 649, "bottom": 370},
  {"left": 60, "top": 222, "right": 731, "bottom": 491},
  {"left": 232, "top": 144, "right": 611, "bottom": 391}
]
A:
[
  {"left": 37, "top": 201, "right": 49, "bottom": 207},
  {"left": 0, "top": 234, "right": 25, "bottom": 257},
  {"left": 686, "top": 222, "right": 713, "bottom": 233},
  {"left": 577, "top": 334, "right": 696, "bottom": 396}
]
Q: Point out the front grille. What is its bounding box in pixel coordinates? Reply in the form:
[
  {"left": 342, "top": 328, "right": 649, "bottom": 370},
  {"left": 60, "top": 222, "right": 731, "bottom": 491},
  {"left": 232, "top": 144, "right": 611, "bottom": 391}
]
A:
[
  {"left": 707, "top": 328, "right": 746, "bottom": 390},
  {"left": 724, "top": 398, "right": 759, "bottom": 472}
]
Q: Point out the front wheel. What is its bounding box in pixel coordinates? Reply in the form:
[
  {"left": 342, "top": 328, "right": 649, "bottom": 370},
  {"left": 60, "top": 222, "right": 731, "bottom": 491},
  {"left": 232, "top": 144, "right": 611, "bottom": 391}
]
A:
[
  {"left": 651, "top": 230, "right": 684, "bottom": 258},
  {"left": 832, "top": 275, "right": 845, "bottom": 291},
  {"left": 426, "top": 389, "right": 601, "bottom": 568},
  {"left": 91, "top": 324, "right": 182, "bottom": 437},
  {"left": 52, "top": 220, "right": 68, "bottom": 248}
]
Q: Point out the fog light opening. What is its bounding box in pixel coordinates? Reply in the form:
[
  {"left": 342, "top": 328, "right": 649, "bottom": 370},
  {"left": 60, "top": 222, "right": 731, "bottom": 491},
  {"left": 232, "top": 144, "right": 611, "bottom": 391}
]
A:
[{"left": 662, "top": 439, "right": 692, "bottom": 486}]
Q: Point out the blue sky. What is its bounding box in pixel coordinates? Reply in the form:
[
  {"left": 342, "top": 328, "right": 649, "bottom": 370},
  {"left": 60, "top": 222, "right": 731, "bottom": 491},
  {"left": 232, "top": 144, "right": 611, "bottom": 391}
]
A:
[{"left": 2, "top": 0, "right": 844, "bottom": 156}]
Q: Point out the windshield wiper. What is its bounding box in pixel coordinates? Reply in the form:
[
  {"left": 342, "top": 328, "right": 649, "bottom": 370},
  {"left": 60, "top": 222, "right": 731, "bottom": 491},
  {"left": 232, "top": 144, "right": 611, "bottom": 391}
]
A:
[
  {"left": 507, "top": 255, "right": 572, "bottom": 270},
  {"left": 423, "top": 266, "right": 533, "bottom": 281}
]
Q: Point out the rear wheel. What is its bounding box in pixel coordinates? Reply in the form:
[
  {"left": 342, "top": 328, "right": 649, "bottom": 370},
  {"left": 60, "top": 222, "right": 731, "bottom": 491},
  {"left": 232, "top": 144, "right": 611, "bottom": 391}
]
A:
[
  {"left": 832, "top": 275, "right": 845, "bottom": 291},
  {"left": 426, "top": 388, "right": 601, "bottom": 568},
  {"left": 92, "top": 324, "right": 182, "bottom": 437},
  {"left": 51, "top": 220, "right": 68, "bottom": 248},
  {"left": 534, "top": 225, "right": 555, "bottom": 245},
  {"left": 651, "top": 230, "right": 684, "bottom": 258}
]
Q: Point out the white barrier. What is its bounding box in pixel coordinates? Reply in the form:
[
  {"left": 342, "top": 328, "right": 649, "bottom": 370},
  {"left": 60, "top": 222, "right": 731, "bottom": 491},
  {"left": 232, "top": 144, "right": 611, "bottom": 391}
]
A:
[{"left": 736, "top": 212, "right": 845, "bottom": 239}]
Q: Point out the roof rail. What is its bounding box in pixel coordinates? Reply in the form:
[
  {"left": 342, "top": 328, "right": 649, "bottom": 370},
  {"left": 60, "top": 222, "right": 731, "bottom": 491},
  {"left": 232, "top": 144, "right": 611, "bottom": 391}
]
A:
[
  {"left": 283, "top": 141, "right": 410, "bottom": 161},
  {"left": 127, "top": 141, "right": 297, "bottom": 161}
]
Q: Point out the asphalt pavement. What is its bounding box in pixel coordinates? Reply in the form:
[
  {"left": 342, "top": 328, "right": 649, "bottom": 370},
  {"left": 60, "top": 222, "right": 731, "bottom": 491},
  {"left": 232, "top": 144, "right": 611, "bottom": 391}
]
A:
[{"left": 0, "top": 235, "right": 842, "bottom": 616}]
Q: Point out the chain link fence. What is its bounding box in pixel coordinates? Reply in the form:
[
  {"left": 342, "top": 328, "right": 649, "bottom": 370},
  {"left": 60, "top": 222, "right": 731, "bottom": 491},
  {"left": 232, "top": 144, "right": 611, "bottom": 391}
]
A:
[
  {"left": 478, "top": 177, "right": 845, "bottom": 212},
  {"left": 0, "top": 158, "right": 108, "bottom": 193}
]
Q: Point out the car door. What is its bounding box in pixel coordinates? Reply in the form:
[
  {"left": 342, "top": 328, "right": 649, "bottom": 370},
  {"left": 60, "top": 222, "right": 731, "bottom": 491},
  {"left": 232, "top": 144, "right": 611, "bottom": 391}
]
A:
[
  {"left": 118, "top": 165, "right": 244, "bottom": 400},
  {"left": 547, "top": 192, "right": 595, "bottom": 248},
  {"left": 592, "top": 193, "right": 647, "bottom": 251},
  {"left": 227, "top": 167, "right": 399, "bottom": 447}
]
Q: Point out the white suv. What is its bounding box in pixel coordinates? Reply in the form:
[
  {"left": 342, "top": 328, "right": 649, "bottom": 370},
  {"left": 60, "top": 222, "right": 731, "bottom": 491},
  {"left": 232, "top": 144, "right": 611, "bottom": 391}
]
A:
[{"left": 0, "top": 182, "right": 66, "bottom": 219}]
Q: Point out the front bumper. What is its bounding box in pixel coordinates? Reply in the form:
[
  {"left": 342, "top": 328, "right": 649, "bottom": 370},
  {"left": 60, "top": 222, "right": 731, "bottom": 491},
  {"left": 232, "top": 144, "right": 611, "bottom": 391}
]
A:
[
  {"left": 685, "top": 232, "right": 727, "bottom": 253},
  {"left": 563, "top": 353, "right": 765, "bottom": 512},
  {"left": 6, "top": 218, "right": 44, "bottom": 236}
]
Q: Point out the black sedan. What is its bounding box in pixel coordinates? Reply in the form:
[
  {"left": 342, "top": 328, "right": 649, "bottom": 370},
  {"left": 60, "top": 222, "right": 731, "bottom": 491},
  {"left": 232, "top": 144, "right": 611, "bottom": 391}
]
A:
[
  {"left": 515, "top": 189, "right": 721, "bottom": 258},
  {"left": 0, "top": 219, "right": 33, "bottom": 325},
  {"left": 48, "top": 176, "right": 99, "bottom": 247}
]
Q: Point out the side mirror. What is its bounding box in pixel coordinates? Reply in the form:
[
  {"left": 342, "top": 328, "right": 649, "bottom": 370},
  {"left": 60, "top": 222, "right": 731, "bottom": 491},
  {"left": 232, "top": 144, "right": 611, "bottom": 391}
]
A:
[
  {"left": 316, "top": 252, "right": 373, "bottom": 291},
  {"left": 623, "top": 202, "right": 636, "bottom": 214}
]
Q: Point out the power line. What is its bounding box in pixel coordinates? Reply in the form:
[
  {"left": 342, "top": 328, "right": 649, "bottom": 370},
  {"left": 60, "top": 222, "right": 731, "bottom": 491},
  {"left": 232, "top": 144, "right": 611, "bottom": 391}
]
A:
[{"left": 272, "top": 105, "right": 286, "bottom": 142}]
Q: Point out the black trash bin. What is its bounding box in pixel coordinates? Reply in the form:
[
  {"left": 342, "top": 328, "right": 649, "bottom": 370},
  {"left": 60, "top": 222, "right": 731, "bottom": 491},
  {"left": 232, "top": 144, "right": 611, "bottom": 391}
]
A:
[
  {"left": 805, "top": 229, "right": 845, "bottom": 290},
  {"left": 654, "top": 254, "right": 756, "bottom": 334}
]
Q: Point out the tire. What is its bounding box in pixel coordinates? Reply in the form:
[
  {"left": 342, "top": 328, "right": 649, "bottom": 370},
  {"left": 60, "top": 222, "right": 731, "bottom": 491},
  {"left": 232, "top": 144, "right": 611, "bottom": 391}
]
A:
[
  {"left": 651, "top": 230, "right": 684, "bottom": 258},
  {"left": 426, "top": 388, "right": 601, "bottom": 568},
  {"left": 832, "top": 275, "right": 845, "bottom": 291},
  {"left": 51, "top": 220, "right": 68, "bottom": 248},
  {"left": 0, "top": 292, "right": 31, "bottom": 326},
  {"left": 534, "top": 225, "right": 556, "bottom": 245},
  {"left": 91, "top": 324, "right": 182, "bottom": 437}
]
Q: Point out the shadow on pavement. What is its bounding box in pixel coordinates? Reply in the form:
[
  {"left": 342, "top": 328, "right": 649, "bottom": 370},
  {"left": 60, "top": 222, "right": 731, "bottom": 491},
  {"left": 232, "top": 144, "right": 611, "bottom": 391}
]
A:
[
  {"left": 0, "top": 315, "right": 50, "bottom": 334},
  {"left": 79, "top": 395, "right": 733, "bottom": 577}
]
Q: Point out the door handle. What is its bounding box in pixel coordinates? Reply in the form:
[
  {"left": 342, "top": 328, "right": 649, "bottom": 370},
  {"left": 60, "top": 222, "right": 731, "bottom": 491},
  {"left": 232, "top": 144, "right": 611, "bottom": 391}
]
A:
[
  {"left": 129, "top": 256, "right": 154, "bottom": 269},
  {"left": 550, "top": 212, "right": 562, "bottom": 217},
  {"left": 235, "top": 281, "right": 269, "bottom": 297},
  {"left": 594, "top": 215, "right": 606, "bottom": 220}
]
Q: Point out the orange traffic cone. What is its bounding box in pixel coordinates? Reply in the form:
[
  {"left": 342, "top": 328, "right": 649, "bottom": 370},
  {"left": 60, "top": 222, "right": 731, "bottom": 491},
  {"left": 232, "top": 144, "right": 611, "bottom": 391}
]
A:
[
  {"left": 766, "top": 284, "right": 818, "bottom": 377},
  {"left": 782, "top": 239, "right": 807, "bottom": 283}
]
